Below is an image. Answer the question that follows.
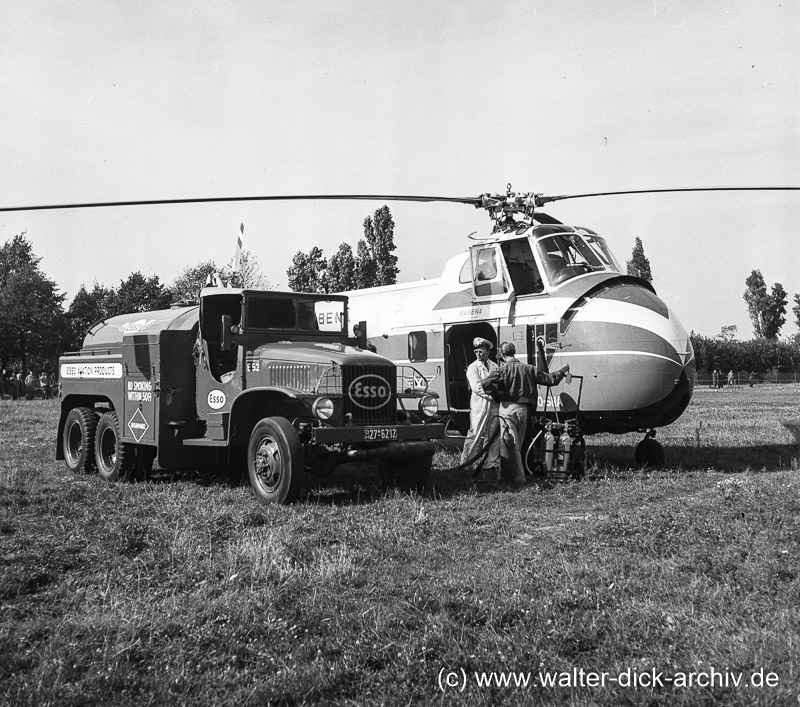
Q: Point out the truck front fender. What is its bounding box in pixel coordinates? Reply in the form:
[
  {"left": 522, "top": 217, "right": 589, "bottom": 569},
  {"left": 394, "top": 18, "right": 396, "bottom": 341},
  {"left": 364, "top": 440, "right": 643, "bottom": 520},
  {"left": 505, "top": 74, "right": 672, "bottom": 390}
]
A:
[{"left": 228, "top": 387, "right": 310, "bottom": 446}]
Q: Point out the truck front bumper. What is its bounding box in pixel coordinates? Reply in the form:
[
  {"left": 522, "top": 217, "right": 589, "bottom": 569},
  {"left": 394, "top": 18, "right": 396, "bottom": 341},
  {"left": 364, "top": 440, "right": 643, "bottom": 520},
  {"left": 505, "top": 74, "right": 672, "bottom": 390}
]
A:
[
  {"left": 344, "top": 440, "right": 436, "bottom": 460},
  {"left": 311, "top": 423, "right": 444, "bottom": 447}
]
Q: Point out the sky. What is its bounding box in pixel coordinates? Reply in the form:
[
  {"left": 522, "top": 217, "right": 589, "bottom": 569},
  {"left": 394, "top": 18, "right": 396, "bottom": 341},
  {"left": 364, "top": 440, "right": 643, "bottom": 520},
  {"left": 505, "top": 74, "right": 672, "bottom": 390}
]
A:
[{"left": 1, "top": 0, "right": 798, "bottom": 339}]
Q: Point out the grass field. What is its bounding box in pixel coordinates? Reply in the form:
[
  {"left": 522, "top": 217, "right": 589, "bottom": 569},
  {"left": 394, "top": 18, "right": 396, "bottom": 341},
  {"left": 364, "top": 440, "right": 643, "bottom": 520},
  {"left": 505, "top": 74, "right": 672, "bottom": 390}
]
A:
[{"left": 2, "top": 385, "right": 800, "bottom": 706}]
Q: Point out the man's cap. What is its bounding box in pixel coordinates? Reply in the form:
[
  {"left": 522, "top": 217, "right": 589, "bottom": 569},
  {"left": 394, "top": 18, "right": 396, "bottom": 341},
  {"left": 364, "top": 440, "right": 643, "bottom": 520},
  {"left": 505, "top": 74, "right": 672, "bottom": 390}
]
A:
[{"left": 473, "top": 337, "right": 493, "bottom": 350}]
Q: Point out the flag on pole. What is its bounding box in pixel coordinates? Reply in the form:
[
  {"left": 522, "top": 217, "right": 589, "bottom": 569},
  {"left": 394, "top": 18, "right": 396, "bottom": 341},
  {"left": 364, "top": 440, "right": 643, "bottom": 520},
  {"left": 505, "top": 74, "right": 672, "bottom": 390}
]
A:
[{"left": 233, "top": 223, "right": 243, "bottom": 274}]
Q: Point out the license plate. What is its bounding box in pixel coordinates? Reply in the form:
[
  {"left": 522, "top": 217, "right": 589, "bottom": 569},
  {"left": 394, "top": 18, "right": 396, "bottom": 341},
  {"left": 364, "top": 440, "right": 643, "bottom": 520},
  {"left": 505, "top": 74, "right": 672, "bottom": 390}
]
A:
[{"left": 363, "top": 426, "right": 398, "bottom": 441}]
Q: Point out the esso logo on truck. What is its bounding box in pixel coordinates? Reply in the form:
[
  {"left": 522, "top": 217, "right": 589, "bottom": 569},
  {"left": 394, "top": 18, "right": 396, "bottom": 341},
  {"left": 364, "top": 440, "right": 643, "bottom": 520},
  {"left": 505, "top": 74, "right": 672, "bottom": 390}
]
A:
[
  {"left": 348, "top": 374, "right": 392, "bottom": 410},
  {"left": 207, "top": 390, "right": 227, "bottom": 410}
]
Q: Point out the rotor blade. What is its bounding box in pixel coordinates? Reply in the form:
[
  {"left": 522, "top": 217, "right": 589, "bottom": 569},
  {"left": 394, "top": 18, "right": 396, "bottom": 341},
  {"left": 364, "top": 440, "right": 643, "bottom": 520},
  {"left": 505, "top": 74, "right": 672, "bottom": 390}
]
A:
[
  {"left": 537, "top": 186, "right": 800, "bottom": 206},
  {"left": 0, "top": 193, "right": 482, "bottom": 213}
]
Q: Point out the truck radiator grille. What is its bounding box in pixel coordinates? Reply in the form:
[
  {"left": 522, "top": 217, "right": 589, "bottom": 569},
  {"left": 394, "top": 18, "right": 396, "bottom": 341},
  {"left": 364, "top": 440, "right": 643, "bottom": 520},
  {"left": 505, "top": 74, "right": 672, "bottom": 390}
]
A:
[
  {"left": 342, "top": 364, "right": 396, "bottom": 425},
  {"left": 268, "top": 364, "right": 314, "bottom": 392}
]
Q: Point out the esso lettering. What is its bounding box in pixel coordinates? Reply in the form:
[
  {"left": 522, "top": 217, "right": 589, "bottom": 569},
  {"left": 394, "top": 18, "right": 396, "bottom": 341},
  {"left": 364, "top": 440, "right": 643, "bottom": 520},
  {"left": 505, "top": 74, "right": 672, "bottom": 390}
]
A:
[
  {"left": 207, "top": 390, "right": 227, "bottom": 410},
  {"left": 352, "top": 382, "right": 388, "bottom": 399},
  {"left": 348, "top": 375, "right": 391, "bottom": 410}
]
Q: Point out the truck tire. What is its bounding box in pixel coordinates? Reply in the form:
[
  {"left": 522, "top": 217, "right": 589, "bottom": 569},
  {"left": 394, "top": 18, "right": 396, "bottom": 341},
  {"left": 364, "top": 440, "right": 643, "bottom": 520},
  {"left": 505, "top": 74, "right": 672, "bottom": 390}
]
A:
[
  {"left": 63, "top": 407, "right": 98, "bottom": 474},
  {"left": 94, "top": 411, "right": 134, "bottom": 482},
  {"left": 247, "top": 417, "right": 304, "bottom": 505}
]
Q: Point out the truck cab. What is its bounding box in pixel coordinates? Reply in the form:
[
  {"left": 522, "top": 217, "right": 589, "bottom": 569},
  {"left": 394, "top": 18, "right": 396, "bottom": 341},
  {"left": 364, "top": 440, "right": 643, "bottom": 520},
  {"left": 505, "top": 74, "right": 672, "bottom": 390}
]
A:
[{"left": 57, "top": 286, "right": 444, "bottom": 504}]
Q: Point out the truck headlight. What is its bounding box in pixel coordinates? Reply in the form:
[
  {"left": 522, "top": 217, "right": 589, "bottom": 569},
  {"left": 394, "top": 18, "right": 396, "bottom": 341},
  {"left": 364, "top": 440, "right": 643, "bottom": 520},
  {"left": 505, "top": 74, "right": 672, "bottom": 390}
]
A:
[
  {"left": 418, "top": 394, "right": 439, "bottom": 417},
  {"left": 312, "top": 397, "right": 335, "bottom": 420}
]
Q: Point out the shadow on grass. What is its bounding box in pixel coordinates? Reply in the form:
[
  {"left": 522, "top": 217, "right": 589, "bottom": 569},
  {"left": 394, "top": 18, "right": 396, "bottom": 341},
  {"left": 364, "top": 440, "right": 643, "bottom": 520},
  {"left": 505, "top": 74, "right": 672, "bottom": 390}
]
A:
[
  {"left": 589, "top": 442, "right": 800, "bottom": 473},
  {"left": 136, "top": 437, "right": 800, "bottom": 508}
]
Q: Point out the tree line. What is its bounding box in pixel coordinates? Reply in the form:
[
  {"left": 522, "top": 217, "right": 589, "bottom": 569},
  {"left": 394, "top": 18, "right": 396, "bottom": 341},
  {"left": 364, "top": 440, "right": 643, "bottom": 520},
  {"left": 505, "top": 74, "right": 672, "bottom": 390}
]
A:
[
  {"left": 286, "top": 206, "right": 399, "bottom": 293},
  {"left": 627, "top": 237, "right": 800, "bottom": 372},
  {"left": 1, "top": 207, "right": 398, "bottom": 378},
  {"left": 630, "top": 238, "right": 800, "bottom": 343},
  {"left": 0, "top": 234, "right": 268, "bottom": 376},
  {"left": 2, "top": 224, "right": 799, "bottom": 380}
]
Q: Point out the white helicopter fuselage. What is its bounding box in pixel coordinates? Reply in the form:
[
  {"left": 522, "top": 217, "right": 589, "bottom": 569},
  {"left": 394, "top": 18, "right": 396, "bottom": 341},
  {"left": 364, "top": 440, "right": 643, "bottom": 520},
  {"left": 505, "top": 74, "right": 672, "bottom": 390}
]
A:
[{"left": 346, "top": 220, "right": 695, "bottom": 435}]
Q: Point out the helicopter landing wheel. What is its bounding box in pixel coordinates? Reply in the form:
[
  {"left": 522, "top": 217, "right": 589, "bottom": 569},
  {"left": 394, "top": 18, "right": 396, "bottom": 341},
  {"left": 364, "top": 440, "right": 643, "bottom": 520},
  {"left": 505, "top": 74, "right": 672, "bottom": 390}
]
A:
[{"left": 635, "top": 430, "right": 664, "bottom": 468}]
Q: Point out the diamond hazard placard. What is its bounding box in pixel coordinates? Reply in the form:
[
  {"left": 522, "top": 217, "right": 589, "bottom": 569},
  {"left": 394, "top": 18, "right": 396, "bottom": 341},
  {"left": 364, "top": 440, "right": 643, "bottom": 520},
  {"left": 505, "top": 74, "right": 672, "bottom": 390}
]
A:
[{"left": 128, "top": 407, "right": 150, "bottom": 443}]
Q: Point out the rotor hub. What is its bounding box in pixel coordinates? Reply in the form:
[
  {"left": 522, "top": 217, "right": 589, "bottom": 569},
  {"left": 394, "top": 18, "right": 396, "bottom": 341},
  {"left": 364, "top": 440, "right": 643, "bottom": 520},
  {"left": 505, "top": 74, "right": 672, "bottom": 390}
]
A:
[{"left": 476, "top": 184, "right": 544, "bottom": 233}]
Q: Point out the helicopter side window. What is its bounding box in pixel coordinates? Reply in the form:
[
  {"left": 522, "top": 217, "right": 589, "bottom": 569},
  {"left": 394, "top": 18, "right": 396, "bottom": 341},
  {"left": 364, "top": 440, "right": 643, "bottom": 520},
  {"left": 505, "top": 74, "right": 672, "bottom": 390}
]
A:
[
  {"left": 475, "top": 249, "right": 497, "bottom": 281},
  {"left": 458, "top": 256, "right": 473, "bottom": 284},
  {"left": 471, "top": 246, "right": 508, "bottom": 297},
  {"left": 408, "top": 331, "right": 427, "bottom": 362},
  {"left": 500, "top": 239, "right": 543, "bottom": 295}
]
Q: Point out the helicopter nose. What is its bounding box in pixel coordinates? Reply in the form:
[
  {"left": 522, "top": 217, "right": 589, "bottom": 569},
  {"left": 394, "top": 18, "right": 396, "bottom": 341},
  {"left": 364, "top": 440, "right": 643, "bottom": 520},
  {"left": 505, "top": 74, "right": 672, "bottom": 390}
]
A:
[{"left": 558, "top": 284, "right": 695, "bottom": 427}]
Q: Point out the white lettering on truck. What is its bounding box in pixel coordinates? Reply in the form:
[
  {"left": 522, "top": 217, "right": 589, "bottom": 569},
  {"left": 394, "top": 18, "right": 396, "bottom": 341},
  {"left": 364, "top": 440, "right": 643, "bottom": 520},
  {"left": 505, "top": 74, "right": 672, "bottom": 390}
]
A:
[{"left": 126, "top": 379, "right": 153, "bottom": 402}]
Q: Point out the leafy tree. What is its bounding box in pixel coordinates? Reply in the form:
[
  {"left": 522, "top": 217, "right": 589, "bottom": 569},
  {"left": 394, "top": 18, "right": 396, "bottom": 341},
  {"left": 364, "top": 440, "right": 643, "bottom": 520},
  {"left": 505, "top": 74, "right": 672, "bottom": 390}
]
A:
[
  {"left": 66, "top": 282, "right": 114, "bottom": 349},
  {"left": 109, "top": 272, "right": 173, "bottom": 316},
  {"left": 171, "top": 261, "right": 218, "bottom": 302},
  {"left": 326, "top": 243, "right": 357, "bottom": 293},
  {"left": 716, "top": 325, "right": 738, "bottom": 343},
  {"left": 626, "top": 237, "right": 652, "bottom": 282},
  {"left": 793, "top": 293, "right": 800, "bottom": 334},
  {"left": 743, "top": 270, "right": 787, "bottom": 340},
  {"left": 287, "top": 247, "right": 328, "bottom": 293},
  {"left": 353, "top": 238, "right": 378, "bottom": 290},
  {"left": 226, "top": 250, "right": 270, "bottom": 290},
  {"left": 0, "top": 233, "right": 68, "bottom": 372},
  {"left": 365, "top": 205, "right": 399, "bottom": 286},
  {"left": 287, "top": 205, "right": 399, "bottom": 293}
]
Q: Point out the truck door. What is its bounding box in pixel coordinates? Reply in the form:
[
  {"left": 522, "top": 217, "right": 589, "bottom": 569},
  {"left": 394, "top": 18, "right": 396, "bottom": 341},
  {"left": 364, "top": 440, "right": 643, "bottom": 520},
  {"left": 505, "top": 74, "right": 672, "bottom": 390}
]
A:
[{"left": 122, "top": 335, "right": 157, "bottom": 444}]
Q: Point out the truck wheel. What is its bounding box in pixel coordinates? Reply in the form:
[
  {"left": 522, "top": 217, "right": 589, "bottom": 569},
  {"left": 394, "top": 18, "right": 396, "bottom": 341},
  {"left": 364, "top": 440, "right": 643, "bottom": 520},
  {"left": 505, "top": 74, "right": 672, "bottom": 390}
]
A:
[
  {"left": 94, "top": 411, "right": 134, "bottom": 482},
  {"left": 247, "top": 417, "right": 304, "bottom": 505},
  {"left": 63, "top": 407, "right": 98, "bottom": 474},
  {"left": 387, "top": 455, "right": 432, "bottom": 493}
]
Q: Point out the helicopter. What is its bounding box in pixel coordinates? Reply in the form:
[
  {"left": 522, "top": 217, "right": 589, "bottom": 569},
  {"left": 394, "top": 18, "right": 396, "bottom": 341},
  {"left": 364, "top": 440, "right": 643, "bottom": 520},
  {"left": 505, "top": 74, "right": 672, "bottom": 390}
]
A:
[
  {"left": 3, "top": 184, "right": 799, "bottom": 466},
  {"left": 345, "top": 185, "right": 697, "bottom": 467}
]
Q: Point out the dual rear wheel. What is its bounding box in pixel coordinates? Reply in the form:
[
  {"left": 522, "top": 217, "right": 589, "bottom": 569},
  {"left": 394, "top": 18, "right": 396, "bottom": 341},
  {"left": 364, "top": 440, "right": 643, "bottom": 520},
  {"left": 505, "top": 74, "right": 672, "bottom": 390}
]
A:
[{"left": 62, "top": 407, "right": 135, "bottom": 481}]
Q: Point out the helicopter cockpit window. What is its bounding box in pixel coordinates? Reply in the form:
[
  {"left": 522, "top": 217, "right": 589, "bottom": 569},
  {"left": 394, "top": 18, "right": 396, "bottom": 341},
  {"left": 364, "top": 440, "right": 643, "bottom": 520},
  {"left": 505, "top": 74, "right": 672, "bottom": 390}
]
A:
[
  {"left": 471, "top": 246, "right": 508, "bottom": 297},
  {"left": 584, "top": 235, "right": 623, "bottom": 272},
  {"left": 536, "top": 233, "right": 619, "bottom": 287},
  {"left": 500, "top": 239, "right": 544, "bottom": 295}
]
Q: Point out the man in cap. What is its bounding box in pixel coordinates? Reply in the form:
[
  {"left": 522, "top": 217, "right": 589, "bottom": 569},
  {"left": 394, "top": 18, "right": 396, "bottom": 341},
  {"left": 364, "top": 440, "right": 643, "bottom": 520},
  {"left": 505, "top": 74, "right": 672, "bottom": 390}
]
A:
[
  {"left": 487, "top": 341, "right": 570, "bottom": 483},
  {"left": 461, "top": 337, "right": 500, "bottom": 477}
]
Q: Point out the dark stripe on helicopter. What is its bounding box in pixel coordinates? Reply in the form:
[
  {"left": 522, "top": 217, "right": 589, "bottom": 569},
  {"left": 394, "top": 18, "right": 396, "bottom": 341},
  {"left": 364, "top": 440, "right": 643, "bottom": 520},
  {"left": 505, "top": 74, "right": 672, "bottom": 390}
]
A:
[
  {"left": 595, "top": 285, "right": 669, "bottom": 318},
  {"left": 560, "top": 275, "right": 664, "bottom": 335},
  {"left": 559, "top": 321, "right": 684, "bottom": 364}
]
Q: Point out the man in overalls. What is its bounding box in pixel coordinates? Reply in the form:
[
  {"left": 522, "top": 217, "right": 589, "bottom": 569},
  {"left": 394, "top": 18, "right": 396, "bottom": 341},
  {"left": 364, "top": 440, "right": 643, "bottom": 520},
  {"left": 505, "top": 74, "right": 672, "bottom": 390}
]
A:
[{"left": 461, "top": 337, "right": 500, "bottom": 478}]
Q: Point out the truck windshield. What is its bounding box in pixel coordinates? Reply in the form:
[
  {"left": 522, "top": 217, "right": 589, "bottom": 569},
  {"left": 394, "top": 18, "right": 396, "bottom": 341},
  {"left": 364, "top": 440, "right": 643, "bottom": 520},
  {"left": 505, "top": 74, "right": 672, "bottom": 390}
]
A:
[
  {"left": 536, "top": 233, "right": 622, "bottom": 287},
  {"left": 245, "top": 295, "right": 348, "bottom": 334}
]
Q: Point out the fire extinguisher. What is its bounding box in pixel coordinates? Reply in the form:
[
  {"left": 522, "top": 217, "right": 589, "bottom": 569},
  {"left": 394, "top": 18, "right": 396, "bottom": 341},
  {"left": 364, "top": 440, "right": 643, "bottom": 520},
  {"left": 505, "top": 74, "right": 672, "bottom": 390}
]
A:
[
  {"left": 559, "top": 424, "right": 573, "bottom": 473},
  {"left": 544, "top": 422, "right": 555, "bottom": 472}
]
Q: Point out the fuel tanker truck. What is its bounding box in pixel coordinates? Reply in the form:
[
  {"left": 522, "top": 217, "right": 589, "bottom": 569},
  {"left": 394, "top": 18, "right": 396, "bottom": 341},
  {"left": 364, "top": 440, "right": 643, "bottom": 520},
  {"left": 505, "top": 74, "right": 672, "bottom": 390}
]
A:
[{"left": 56, "top": 284, "right": 444, "bottom": 504}]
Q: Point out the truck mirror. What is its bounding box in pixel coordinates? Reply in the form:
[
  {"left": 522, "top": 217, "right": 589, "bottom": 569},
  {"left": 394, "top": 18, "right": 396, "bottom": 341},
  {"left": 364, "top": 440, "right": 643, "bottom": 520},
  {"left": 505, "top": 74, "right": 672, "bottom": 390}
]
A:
[
  {"left": 221, "top": 314, "right": 234, "bottom": 351},
  {"left": 355, "top": 320, "right": 368, "bottom": 350}
]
